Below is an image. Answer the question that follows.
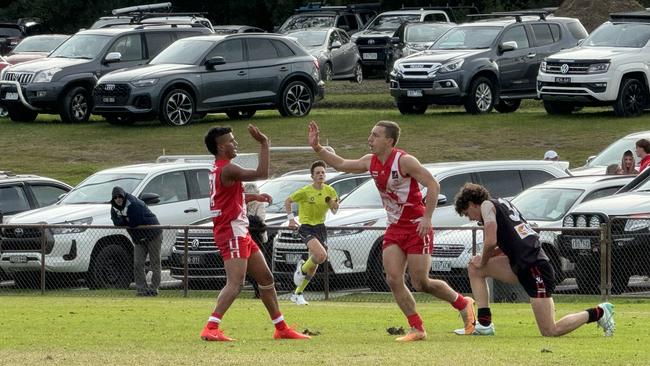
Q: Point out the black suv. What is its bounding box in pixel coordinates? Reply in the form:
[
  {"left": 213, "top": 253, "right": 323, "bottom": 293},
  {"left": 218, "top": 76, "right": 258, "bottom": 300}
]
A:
[
  {"left": 0, "top": 24, "right": 212, "bottom": 123},
  {"left": 93, "top": 33, "right": 325, "bottom": 126},
  {"left": 389, "top": 11, "right": 588, "bottom": 114}
]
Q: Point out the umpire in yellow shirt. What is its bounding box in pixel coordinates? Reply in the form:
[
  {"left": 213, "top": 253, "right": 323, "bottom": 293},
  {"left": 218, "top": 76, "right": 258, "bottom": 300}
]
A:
[{"left": 284, "top": 160, "right": 339, "bottom": 305}]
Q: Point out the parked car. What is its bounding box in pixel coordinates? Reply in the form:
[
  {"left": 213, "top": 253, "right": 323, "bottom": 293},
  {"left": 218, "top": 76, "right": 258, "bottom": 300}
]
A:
[
  {"left": 90, "top": 2, "right": 214, "bottom": 31},
  {"left": 169, "top": 171, "right": 370, "bottom": 286},
  {"left": 557, "top": 168, "right": 650, "bottom": 294},
  {"left": 384, "top": 22, "right": 455, "bottom": 81},
  {"left": 432, "top": 175, "right": 633, "bottom": 291},
  {"left": 0, "top": 171, "right": 72, "bottom": 222},
  {"left": 389, "top": 11, "right": 588, "bottom": 115},
  {"left": 93, "top": 33, "right": 325, "bottom": 126},
  {"left": 0, "top": 24, "right": 212, "bottom": 123},
  {"left": 0, "top": 35, "right": 69, "bottom": 71},
  {"left": 276, "top": 3, "right": 378, "bottom": 35},
  {"left": 286, "top": 27, "right": 363, "bottom": 82},
  {"left": 571, "top": 130, "right": 650, "bottom": 176},
  {"left": 0, "top": 18, "right": 42, "bottom": 55},
  {"left": 537, "top": 12, "right": 650, "bottom": 117},
  {"left": 272, "top": 160, "right": 570, "bottom": 291},
  {"left": 212, "top": 25, "right": 266, "bottom": 34}
]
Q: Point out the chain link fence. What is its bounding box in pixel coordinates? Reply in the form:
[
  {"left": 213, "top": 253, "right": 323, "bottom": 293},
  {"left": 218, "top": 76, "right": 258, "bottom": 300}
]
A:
[{"left": 1, "top": 222, "right": 647, "bottom": 301}]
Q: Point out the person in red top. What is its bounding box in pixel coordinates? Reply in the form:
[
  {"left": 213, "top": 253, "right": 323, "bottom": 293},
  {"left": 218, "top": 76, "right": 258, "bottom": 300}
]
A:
[
  {"left": 200, "top": 124, "right": 310, "bottom": 342},
  {"left": 636, "top": 139, "right": 650, "bottom": 173},
  {"left": 308, "top": 120, "right": 476, "bottom": 341}
]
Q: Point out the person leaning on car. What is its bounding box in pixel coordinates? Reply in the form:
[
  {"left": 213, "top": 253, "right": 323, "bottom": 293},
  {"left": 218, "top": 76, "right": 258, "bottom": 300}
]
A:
[{"left": 110, "top": 186, "right": 163, "bottom": 297}]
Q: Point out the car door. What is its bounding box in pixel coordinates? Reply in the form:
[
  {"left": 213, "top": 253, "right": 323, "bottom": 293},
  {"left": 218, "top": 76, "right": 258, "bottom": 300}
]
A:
[
  {"left": 185, "top": 168, "right": 212, "bottom": 219},
  {"left": 27, "top": 183, "right": 70, "bottom": 208},
  {"left": 100, "top": 33, "right": 146, "bottom": 77},
  {"left": 0, "top": 184, "right": 31, "bottom": 217},
  {"left": 200, "top": 39, "right": 250, "bottom": 108},
  {"left": 139, "top": 171, "right": 202, "bottom": 225},
  {"left": 337, "top": 30, "right": 357, "bottom": 75},
  {"left": 496, "top": 25, "right": 534, "bottom": 92},
  {"left": 328, "top": 30, "right": 346, "bottom": 77},
  {"left": 246, "top": 38, "right": 292, "bottom": 103},
  {"left": 475, "top": 169, "right": 524, "bottom": 198}
]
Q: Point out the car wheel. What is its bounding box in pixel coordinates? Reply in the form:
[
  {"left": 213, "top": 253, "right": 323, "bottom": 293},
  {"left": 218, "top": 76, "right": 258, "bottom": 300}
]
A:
[
  {"left": 226, "top": 109, "right": 256, "bottom": 120},
  {"left": 494, "top": 99, "right": 521, "bottom": 113},
  {"left": 543, "top": 100, "right": 576, "bottom": 115},
  {"left": 159, "top": 88, "right": 195, "bottom": 126},
  {"left": 60, "top": 86, "right": 92, "bottom": 123},
  {"left": 464, "top": 77, "right": 495, "bottom": 114},
  {"left": 352, "top": 62, "right": 363, "bottom": 83},
  {"left": 104, "top": 114, "right": 135, "bottom": 125},
  {"left": 87, "top": 244, "right": 132, "bottom": 289},
  {"left": 278, "top": 80, "right": 313, "bottom": 117},
  {"left": 0, "top": 105, "right": 8, "bottom": 118},
  {"left": 7, "top": 105, "right": 37, "bottom": 122},
  {"left": 322, "top": 63, "right": 333, "bottom": 82},
  {"left": 397, "top": 102, "right": 427, "bottom": 115},
  {"left": 614, "top": 78, "right": 647, "bottom": 117}
]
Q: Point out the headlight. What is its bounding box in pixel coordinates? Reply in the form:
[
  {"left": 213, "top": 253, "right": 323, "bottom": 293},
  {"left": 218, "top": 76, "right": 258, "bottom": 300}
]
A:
[
  {"left": 131, "top": 79, "right": 158, "bottom": 87},
  {"left": 329, "top": 219, "right": 378, "bottom": 237},
  {"left": 438, "top": 59, "right": 464, "bottom": 73},
  {"left": 540, "top": 61, "right": 547, "bottom": 72},
  {"left": 33, "top": 68, "right": 62, "bottom": 83},
  {"left": 575, "top": 215, "right": 587, "bottom": 228},
  {"left": 624, "top": 219, "right": 650, "bottom": 232},
  {"left": 50, "top": 217, "right": 93, "bottom": 235},
  {"left": 563, "top": 215, "right": 574, "bottom": 227},
  {"left": 587, "top": 63, "right": 609, "bottom": 74},
  {"left": 588, "top": 215, "right": 602, "bottom": 227}
]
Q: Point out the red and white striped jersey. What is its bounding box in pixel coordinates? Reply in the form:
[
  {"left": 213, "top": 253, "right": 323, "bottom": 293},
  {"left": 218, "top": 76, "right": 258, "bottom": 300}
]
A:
[
  {"left": 369, "top": 148, "right": 425, "bottom": 225},
  {"left": 209, "top": 159, "right": 249, "bottom": 242}
]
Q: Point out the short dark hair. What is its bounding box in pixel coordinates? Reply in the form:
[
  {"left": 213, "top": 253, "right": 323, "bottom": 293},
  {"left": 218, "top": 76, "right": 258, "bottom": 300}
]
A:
[
  {"left": 310, "top": 160, "right": 327, "bottom": 175},
  {"left": 375, "top": 120, "right": 400, "bottom": 147},
  {"left": 204, "top": 126, "right": 233, "bottom": 156},
  {"left": 454, "top": 183, "right": 491, "bottom": 216},
  {"left": 637, "top": 139, "right": 650, "bottom": 154}
]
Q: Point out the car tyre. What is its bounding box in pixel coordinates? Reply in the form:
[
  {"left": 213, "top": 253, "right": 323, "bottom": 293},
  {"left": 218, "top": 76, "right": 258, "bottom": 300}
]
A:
[
  {"left": 464, "top": 77, "right": 495, "bottom": 114},
  {"left": 7, "top": 105, "right": 37, "bottom": 122},
  {"left": 278, "top": 80, "right": 313, "bottom": 117},
  {"left": 397, "top": 102, "right": 427, "bottom": 115},
  {"left": 226, "top": 109, "right": 256, "bottom": 120},
  {"left": 60, "top": 86, "right": 92, "bottom": 123},
  {"left": 87, "top": 244, "right": 133, "bottom": 289},
  {"left": 543, "top": 100, "right": 576, "bottom": 115},
  {"left": 494, "top": 99, "right": 521, "bottom": 113},
  {"left": 159, "top": 88, "right": 195, "bottom": 126},
  {"left": 351, "top": 62, "right": 363, "bottom": 83},
  {"left": 322, "top": 62, "right": 333, "bottom": 82},
  {"left": 613, "top": 78, "right": 647, "bottom": 117},
  {"left": 105, "top": 114, "right": 135, "bottom": 125}
]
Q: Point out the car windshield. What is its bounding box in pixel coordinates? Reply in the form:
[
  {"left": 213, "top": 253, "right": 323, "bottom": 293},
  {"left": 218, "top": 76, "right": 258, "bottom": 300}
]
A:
[
  {"left": 431, "top": 26, "right": 501, "bottom": 49},
  {"left": 13, "top": 35, "right": 68, "bottom": 53},
  {"left": 588, "top": 137, "right": 639, "bottom": 167},
  {"left": 339, "top": 180, "right": 382, "bottom": 208},
  {"left": 282, "top": 15, "right": 335, "bottom": 31},
  {"left": 0, "top": 27, "right": 22, "bottom": 37},
  {"left": 288, "top": 30, "right": 327, "bottom": 47},
  {"left": 150, "top": 39, "right": 214, "bottom": 65},
  {"left": 512, "top": 187, "right": 583, "bottom": 222},
  {"left": 367, "top": 15, "right": 421, "bottom": 31},
  {"left": 49, "top": 34, "right": 112, "bottom": 59},
  {"left": 405, "top": 24, "right": 453, "bottom": 42},
  {"left": 62, "top": 173, "right": 145, "bottom": 204},
  {"left": 261, "top": 178, "right": 311, "bottom": 213},
  {"left": 584, "top": 22, "right": 650, "bottom": 48}
]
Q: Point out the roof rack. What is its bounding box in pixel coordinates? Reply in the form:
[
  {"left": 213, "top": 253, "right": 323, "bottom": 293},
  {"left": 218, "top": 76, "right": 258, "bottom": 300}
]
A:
[
  {"left": 112, "top": 2, "right": 172, "bottom": 15},
  {"left": 610, "top": 11, "right": 650, "bottom": 23},
  {"left": 467, "top": 10, "right": 551, "bottom": 23},
  {"left": 100, "top": 22, "right": 207, "bottom": 29},
  {"left": 294, "top": 2, "right": 380, "bottom": 13},
  {"left": 0, "top": 170, "right": 16, "bottom": 177}
]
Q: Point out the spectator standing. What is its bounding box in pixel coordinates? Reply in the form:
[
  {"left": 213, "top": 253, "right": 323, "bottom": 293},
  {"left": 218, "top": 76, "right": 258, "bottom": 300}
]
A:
[{"left": 636, "top": 139, "right": 650, "bottom": 173}]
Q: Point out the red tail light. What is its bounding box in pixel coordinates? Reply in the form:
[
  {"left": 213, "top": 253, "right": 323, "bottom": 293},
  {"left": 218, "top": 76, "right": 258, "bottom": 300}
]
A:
[{"left": 312, "top": 56, "right": 320, "bottom": 71}]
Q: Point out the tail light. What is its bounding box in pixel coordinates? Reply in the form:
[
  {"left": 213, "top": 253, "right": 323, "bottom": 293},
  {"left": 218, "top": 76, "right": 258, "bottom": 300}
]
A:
[{"left": 312, "top": 56, "right": 320, "bottom": 72}]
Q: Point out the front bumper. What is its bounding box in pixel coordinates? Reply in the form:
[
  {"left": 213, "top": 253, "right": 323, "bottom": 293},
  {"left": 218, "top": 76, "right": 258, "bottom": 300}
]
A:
[
  {"left": 93, "top": 82, "right": 158, "bottom": 116},
  {"left": 169, "top": 248, "right": 226, "bottom": 280},
  {"left": 389, "top": 71, "right": 464, "bottom": 104},
  {"left": 537, "top": 71, "right": 617, "bottom": 104},
  {"left": 0, "top": 80, "right": 65, "bottom": 111}
]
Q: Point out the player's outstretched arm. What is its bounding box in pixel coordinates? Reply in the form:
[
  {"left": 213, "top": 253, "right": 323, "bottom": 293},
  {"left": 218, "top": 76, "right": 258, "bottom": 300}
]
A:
[
  {"left": 309, "top": 120, "right": 370, "bottom": 173},
  {"left": 223, "top": 125, "right": 270, "bottom": 184}
]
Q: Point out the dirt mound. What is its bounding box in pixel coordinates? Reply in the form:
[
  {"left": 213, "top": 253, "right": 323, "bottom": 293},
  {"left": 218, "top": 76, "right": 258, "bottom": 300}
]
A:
[{"left": 555, "top": 0, "right": 645, "bottom": 32}]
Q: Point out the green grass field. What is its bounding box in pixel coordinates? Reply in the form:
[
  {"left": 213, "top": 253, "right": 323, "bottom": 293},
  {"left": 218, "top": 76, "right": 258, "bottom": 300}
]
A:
[{"left": 1, "top": 295, "right": 648, "bottom": 365}]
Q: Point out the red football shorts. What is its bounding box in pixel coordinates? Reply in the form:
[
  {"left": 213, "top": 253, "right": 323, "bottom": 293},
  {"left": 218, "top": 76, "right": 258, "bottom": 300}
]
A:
[
  {"left": 383, "top": 223, "right": 434, "bottom": 255},
  {"left": 213, "top": 233, "right": 259, "bottom": 261}
]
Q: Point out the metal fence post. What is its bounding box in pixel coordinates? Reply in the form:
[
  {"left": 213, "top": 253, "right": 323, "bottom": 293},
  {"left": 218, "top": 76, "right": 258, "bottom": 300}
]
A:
[
  {"left": 599, "top": 223, "right": 610, "bottom": 301},
  {"left": 40, "top": 224, "right": 46, "bottom": 295},
  {"left": 183, "top": 228, "right": 189, "bottom": 298},
  {"left": 471, "top": 228, "right": 477, "bottom": 256},
  {"left": 324, "top": 258, "right": 330, "bottom": 301}
]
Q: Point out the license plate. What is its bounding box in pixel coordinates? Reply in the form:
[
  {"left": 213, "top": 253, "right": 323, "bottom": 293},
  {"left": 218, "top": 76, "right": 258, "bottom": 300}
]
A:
[
  {"left": 555, "top": 77, "right": 571, "bottom": 83},
  {"left": 407, "top": 89, "right": 423, "bottom": 97},
  {"left": 5, "top": 92, "right": 18, "bottom": 100},
  {"left": 363, "top": 53, "right": 377, "bottom": 60},
  {"left": 102, "top": 97, "right": 115, "bottom": 103},
  {"left": 9, "top": 255, "right": 27, "bottom": 264},
  {"left": 432, "top": 260, "right": 451, "bottom": 272},
  {"left": 285, "top": 253, "right": 302, "bottom": 264},
  {"left": 187, "top": 255, "right": 201, "bottom": 265},
  {"left": 571, "top": 238, "right": 591, "bottom": 250}
]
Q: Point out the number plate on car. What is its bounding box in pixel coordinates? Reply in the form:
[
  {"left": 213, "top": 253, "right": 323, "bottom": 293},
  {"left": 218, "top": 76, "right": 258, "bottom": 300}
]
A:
[
  {"left": 571, "top": 238, "right": 591, "bottom": 250},
  {"left": 407, "top": 89, "right": 423, "bottom": 97},
  {"left": 102, "top": 97, "right": 115, "bottom": 103},
  {"left": 363, "top": 53, "right": 377, "bottom": 60},
  {"left": 555, "top": 77, "right": 571, "bottom": 83},
  {"left": 431, "top": 260, "right": 451, "bottom": 272},
  {"left": 9, "top": 255, "right": 27, "bottom": 264},
  {"left": 187, "top": 255, "right": 201, "bottom": 265},
  {"left": 5, "top": 92, "right": 18, "bottom": 100},
  {"left": 285, "top": 253, "right": 302, "bottom": 264}
]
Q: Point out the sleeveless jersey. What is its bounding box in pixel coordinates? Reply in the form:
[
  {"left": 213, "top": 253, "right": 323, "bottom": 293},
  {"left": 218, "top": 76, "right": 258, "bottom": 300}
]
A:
[
  {"left": 369, "top": 148, "right": 425, "bottom": 225},
  {"left": 490, "top": 198, "right": 548, "bottom": 270},
  {"left": 209, "top": 159, "right": 249, "bottom": 241}
]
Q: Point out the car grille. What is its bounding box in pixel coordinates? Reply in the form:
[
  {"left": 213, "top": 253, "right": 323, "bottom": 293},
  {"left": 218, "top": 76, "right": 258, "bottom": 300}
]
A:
[
  {"left": 93, "top": 83, "right": 131, "bottom": 105},
  {"left": 544, "top": 62, "right": 590, "bottom": 74},
  {"left": 356, "top": 37, "right": 388, "bottom": 46},
  {"left": 2, "top": 71, "right": 34, "bottom": 84},
  {"left": 1, "top": 227, "right": 44, "bottom": 252},
  {"left": 432, "top": 244, "right": 465, "bottom": 258},
  {"left": 174, "top": 232, "right": 215, "bottom": 252},
  {"left": 398, "top": 80, "right": 434, "bottom": 89}
]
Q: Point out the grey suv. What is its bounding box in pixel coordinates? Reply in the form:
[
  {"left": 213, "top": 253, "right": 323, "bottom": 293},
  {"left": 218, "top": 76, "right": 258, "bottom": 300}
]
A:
[
  {"left": 0, "top": 171, "right": 71, "bottom": 222},
  {"left": 389, "top": 12, "right": 588, "bottom": 114},
  {"left": 93, "top": 34, "right": 325, "bottom": 126},
  {"left": 0, "top": 24, "right": 211, "bottom": 123}
]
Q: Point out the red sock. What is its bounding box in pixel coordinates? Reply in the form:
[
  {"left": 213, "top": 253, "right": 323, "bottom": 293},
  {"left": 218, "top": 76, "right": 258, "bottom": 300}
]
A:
[
  {"left": 207, "top": 312, "right": 222, "bottom": 330},
  {"left": 451, "top": 292, "right": 468, "bottom": 311},
  {"left": 271, "top": 313, "right": 288, "bottom": 331},
  {"left": 407, "top": 313, "right": 425, "bottom": 332}
]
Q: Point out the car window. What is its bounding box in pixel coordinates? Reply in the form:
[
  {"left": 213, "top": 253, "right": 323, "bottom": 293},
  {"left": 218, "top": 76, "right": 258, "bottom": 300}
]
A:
[
  {"left": 271, "top": 39, "right": 295, "bottom": 57},
  {"left": 438, "top": 173, "right": 473, "bottom": 206},
  {"left": 512, "top": 187, "right": 582, "bottom": 222},
  {"left": 423, "top": 13, "right": 448, "bottom": 22},
  {"left": 501, "top": 25, "right": 529, "bottom": 49},
  {"left": 247, "top": 38, "right": 278, "bottom": 60},
  {"left": 142, "top": 172, "right": 189, "bottom": 204},
  {"left": 344, "top": 15, "right": 359, "bottom": 30},
  {"left": 550, "top": 23, "right": 561, "bottom": 42},
  {"left": 30, "top": 184, "right": 68, "bottom": 207},
  {"left": 521, "top": 170, "right": 556, "bottom": 188},
  {"left": 335, "top": 16, "right": 347, "bottom": 28},
  {"left": 145, "top": 32, "right": 174, "bottom": 58},
  {"left": 476, "top": 170, "right": 523, "bottom": 198},
  {"left": 583, "top": 186, "right": 623, "bottom": 202},
  {"left": 330, "top": 30, "right": 341, "bottom": 45},
  {"left": 330, "top": 178, "right": 358, "bottom": 198},
  {"left": 566, "top": 21, "right": 588, "bottom": 41},
  {"left": 192, "top": 169, "right": 211, "bottom": 198},
  {"left": 108, "top": 34, "right": 143, "bottom": 61},
  {"left": 175, "top": 31, "right": 207, "bottom": 40},
  {"left": 0, "top": 185, "right": 30, "bottom": 214},
  {"left": 207, "top": 39, "right": 244, "bottom": 62},
  {"left": 532, "top": 24, "right": 554, "bottom": 46}
]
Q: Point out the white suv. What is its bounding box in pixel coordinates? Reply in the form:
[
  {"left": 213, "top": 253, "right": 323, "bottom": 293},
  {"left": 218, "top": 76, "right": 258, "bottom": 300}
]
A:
[
  {"left": 537, "top": 12, "right": 650, "bottom": 117},
  {"left": 272, "top": 160, "right": 570, "bottom": 291}
]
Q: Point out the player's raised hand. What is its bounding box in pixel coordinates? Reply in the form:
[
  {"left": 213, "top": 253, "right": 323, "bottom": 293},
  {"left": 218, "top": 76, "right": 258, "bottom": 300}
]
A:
[
  {"left": 248, "top": 124, "right": 268, "bottom": 145},
  {"left": 308, "top": 121, "right": 321, "bottom": 150}
]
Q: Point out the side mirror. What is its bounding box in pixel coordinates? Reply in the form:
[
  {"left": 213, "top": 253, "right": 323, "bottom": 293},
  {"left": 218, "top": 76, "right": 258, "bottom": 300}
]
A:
[
  {"left": 437, "top": 194, "right": 447, "bottom": 205},
  {"left": 586, "top": 155, "right": 596, "bottom": 164},
  {"left": 205, "top": 56, "right": 226, "bottom": 69},
  {"left": 330, "top": 40, "right": 342, "bottom": 49},
  {"left": 104, "top": 52, "right": 121, "bottom": 64},
  {"left": 390, "top": 36, "right": 401, "bottom": 44},
  {"left": 140, "top": 192, "right": 160, "bottom": 205},
  {"left": 499, "top": 41, "right": 517, "bottom": 53}
]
